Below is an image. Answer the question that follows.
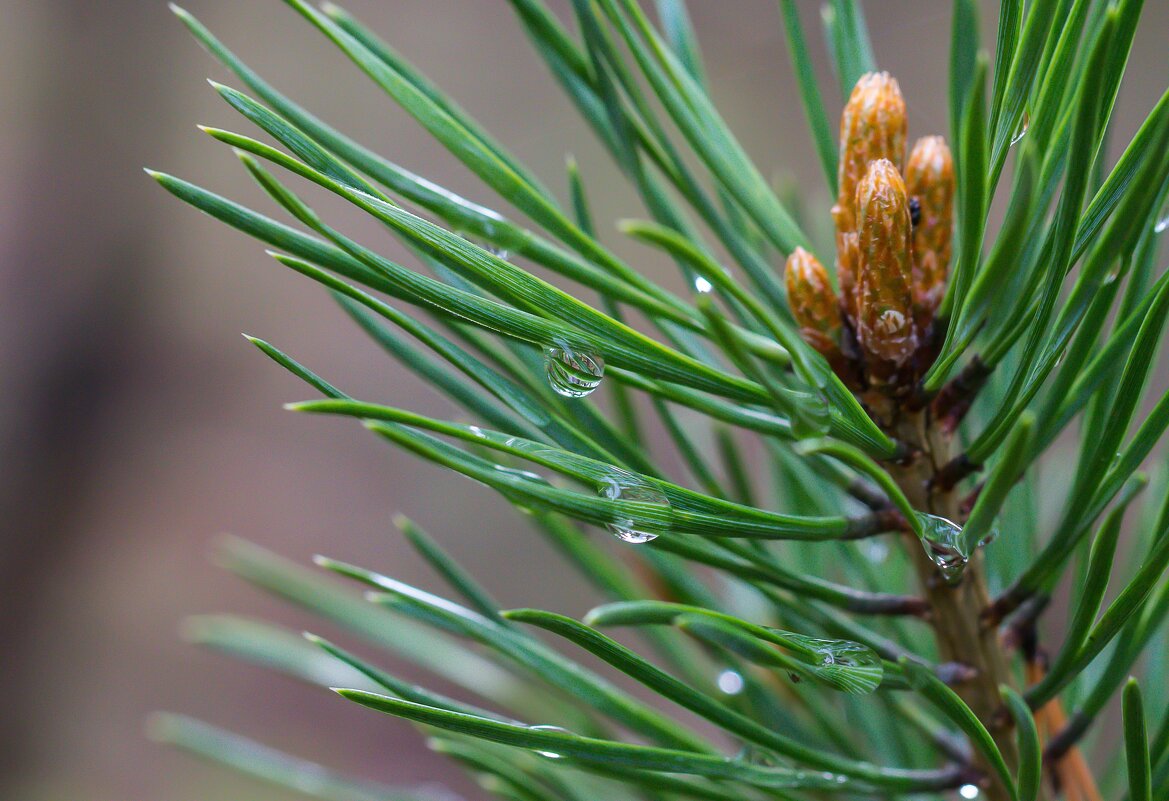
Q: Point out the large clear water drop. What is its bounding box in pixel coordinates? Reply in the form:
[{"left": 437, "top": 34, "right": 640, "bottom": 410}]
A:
[
  {"left": 597, "top": 470, "right": 670, "bottom": 543},
  {"left": 780, "top": 633, "right": 884, "bottom": 694},
  {"left": 916, "top": 513, "right": 969, "bottom": 583},
  {"left": 544, "top": 340, "right": 604, "bottom": 398}
]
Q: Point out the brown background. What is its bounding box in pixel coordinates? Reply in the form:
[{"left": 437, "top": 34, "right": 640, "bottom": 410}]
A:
[{"left": 1, "top": 1, "right": 1166, "bottom": 798}]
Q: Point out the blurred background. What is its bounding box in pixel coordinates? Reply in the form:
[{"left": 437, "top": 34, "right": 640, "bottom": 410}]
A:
[{"left": 1, "top": 1, "right": 1166, "bottom": 798}]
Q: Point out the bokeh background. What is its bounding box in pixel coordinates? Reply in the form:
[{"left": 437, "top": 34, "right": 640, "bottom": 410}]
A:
[{"left": 1, "top": 2, "right": 1167, "bottom": 799}]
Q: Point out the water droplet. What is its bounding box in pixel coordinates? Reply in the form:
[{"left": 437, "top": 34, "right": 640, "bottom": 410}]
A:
[
  {"left": 1155, "top": 214, "right": 1169, "bottom": 234},
  {"left": 977, "top": 524, "right": 1000, "bottom": 548},
  {"left": 862, "top": 539, "right": 889, "bottom": 563},
  {"left": 694, "top": 275, "right": 714, "bottom": 294},
  {"left": 458, "top": 232, "right": 510, "bottom": 261},
  {"left": 1103, "top": 261, "right": 1122, "bottom": 285},
  {"left": 494, "top": 465, "right": 551, "bottom": 515},
  {"left": 736, "top": 745, "right": 782, "bottom": 766},
  {"left": 784, "top": 387, "right": 832, "bottom": 439},
  {"left": 544, "top": 340, "right": 604, "bottom": 398},
  {"left": 1010, "top": 112, "right": 1029, "bottom": 147},
  {"left": 597, "top": 470, "right": 670, "bottom": 543},
  {"left": 528, "top": 725, "right": 570, "bottom": 759},
  {"left": 494, "top": 464, "right": 549, "bottom": 485},
  {"left": 916, "top": 513, "right": 969, "bottom": 583},
  {"left": 716, "top": 669, "right": 744, "bottom": 695},
  {"left": 959, "top": 783, "right": 980, "bottom": 799},
  {"left": 778, "top": 633, "right": 884, "bottom": 694}
]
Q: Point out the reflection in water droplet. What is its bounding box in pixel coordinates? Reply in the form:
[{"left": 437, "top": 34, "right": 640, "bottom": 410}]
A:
[
  {"left": 1010, "top": 112, "right": 1030, "bottom": 147},
  {"left": 597, "top": 470, "right": 670, "bottom": 543},
  {"left": 716, "top": 669, "right": 744, "bottom": 695},
  {"left": 959, "top": 783, "right": 980, "bottom": 799},
  {"left": 694, "top": 276, "right": 714, "bottom": 294},
  {"left": 528, "top": 725, "right": 570, "bottom": 759},
  {"left": 916, "top": 513, "right": 969, "bottom": 583},
  {"left": 1155, "top": 215, "right": 1169, "bottom": 234},
  {"left": 486, "top": 245, "right": 510, "bottom": 260},
  {"left": 1103, "top": 261, "right": 1122, "bottom": 285},
  {"left": 544, "top": 341, "right": 605, "bottom": 398}
]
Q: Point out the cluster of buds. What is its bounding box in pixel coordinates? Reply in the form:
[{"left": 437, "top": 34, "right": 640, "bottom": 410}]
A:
[{"left": 785, "top": 72, "right": 954, "bottom": 390}]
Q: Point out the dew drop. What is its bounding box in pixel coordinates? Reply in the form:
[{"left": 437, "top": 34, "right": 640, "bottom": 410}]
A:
[
  {"left": 1010, "top": 112, "right": 1030, "bottom": 147},
  {"left": 959, "top": 783, "right": 980, "bottom": 800},
  {"left": 1103, "top": 261, "right": 1122, "bottom": 285},
  {"left": 694, "top": 275, "right": 714, "bottom": 294},
  {"left": 785, "top": 387, "right": 832, "bottom": 439},
  {"left": 494, "top": 465, "right": 551, "bottom": 516},
  {"left": 736, "top": 745, "right": 782, "bottom": 766},
  {"left": 716, "top": 669, "right": 745, "bottom": 695},
  {"left": 494, "top": 464, "right": 549, "bottom": 485},
  {"left": 1155, "top": 214, "right": 1169, "bottom": 234},
  {"left": 862, "top": 538, "right": 889, "bottom": 564},
  {"left": 486, "top": 245, "right": 510, "bottom": 260},
  {"left": 528, "top": 725, "right": 570, "bottom": 759},
  {"left": 597, "top": 470, "right": 670, "bottom": 543},
  {"left": 916, "top": 513, "right": 969, "bottom": 583},
  {"left": 544, "top": 340, "right": 604, "bottom": 398},
  {"left": 977, "top": 524, "right": 1000, "bottom": 548}
]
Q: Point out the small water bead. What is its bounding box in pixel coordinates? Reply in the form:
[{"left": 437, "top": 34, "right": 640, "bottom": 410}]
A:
[
  {"left": 1155, "top": 214, "right": 1169, "bottom": 234},
  {"left": 694, "top": 275, "right": 714, "bottom": 294},
  {"left": 494, "top": 464, "right": 549, "bottom": 485},
  {"left": 959, "top": 784, "right": 981, "bottom": 800},
  {"left": 716, "top": 669, "right": 745, "bottom": 695},
  {"left": 544, "top": 341, "right": 605, "bottom": 398},
  {"left": 597, "top": 470, "right": 670, "bottom": 544},
  {"left": 862, "top": 538, "right": 889, "bottom": 564},
  {"left": 528, "top": 725, "right": 571, "bottom": 759},
  {"left": 977, "top": 524, "right": 1001, "bottom": 548},
  {"left": 494, "top": 464, "right": 552, "bottom": 515},
  {"left": 1010, "top": 112, "right": 1030, "bottom": 147},
  {"left": 916, "top": 513, "right": 969, "bottom": 583},
  {"left": 736, "top": 745, "right": 783, "bottom": 766}
]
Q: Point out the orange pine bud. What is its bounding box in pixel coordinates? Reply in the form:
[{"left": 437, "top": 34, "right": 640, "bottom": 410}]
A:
[
  {"left": 835, "top": 230, "right": 860, "bottom": 328},
  {"left": 785, "top": 247, "right": 842, "bottom": 358},
  {"left": 833, "top": 72, "right": 908, "bottom": 233},
  {"left": 905, "top": 136, "right": 955, "bottom": 319},
  {"left": 855, "top": 159, "right": 917, "bottom": 368}
]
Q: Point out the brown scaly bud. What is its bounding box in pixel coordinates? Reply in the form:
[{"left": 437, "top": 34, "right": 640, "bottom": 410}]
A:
[
  {"left": 835, "top": 230, "right": 860, "bottom": 328},
  {"left": 785, "top": 247, "right": 842, "bottom": 358},
  {"left": 855, "top": 159, "right": 918, "bottom": 369},
  {"left": 905, "top": 136, "right": 955, "bottom": 321},
  {"left": 832, "top": 72, "right": 908, "bottom": 234}
]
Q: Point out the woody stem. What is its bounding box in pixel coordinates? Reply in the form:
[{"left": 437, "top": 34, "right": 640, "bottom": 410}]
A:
[{"left": 879, "top": 404, "right": 1019, "bottom": 800}]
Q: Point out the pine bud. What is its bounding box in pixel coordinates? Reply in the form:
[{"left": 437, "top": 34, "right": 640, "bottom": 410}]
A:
[
  {"left": 855, "top": 159, "right": 917, "bottom": 368},
  {"left": 785, "top": 247, "right": 842, "bottom": 358},
  {"left": 832, "top": 72, "right": 908, "bottom": 234},
  {"left": 835, "top": 231, "right": 860, "bottom": 328},
  {"left": 904, "top": 136, "right": 955, "bottom": 320}
]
